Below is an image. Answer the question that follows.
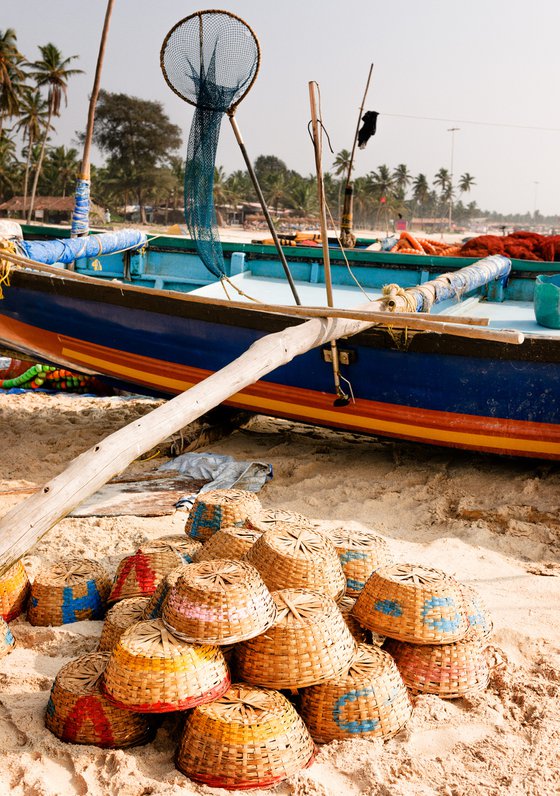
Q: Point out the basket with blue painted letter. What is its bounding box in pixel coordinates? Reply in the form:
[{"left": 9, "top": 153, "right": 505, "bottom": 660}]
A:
[
  {"left": 324, "top": 527, "right": 394, "bottom": 596},
  {"left": 299, "top": 643, "right": 412, "bottom": 742},
  {"left": 185, "top": 489, "right": 262, "bottom": 542},
  {"left": 28, "top": 558, "right": 111, "bottom": 627},
  {"left": 351, "top": 563, "right": 469, "bottom": 644}
]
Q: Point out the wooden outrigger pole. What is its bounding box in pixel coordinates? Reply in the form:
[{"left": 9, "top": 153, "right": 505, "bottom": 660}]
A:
[
  {"left": 0, "top": 254, "right": 521, "bottom": 577},
  {"left": 71, "top": 0, "right": 115, "bottom": 238}
]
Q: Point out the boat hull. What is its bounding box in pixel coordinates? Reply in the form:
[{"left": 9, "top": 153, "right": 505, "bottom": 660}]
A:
[{"left": 1, "top": 268, "right": 559, "bottom": 459}]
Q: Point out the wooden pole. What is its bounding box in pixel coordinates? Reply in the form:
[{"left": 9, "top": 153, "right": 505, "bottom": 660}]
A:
[
  {"left": 0, "top": 276, "right": 524, "bottom": 576},
  {"left": 308, "top": 81, "right": 348, "bottom": 403},
  {"left": 71, "top": 0, "right": 115, "bottom": 237},
  {"left": 0, "top": 295, "right": 387, "bottom": 576}
]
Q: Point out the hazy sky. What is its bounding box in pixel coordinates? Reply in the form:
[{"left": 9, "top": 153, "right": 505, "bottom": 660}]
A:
[{"left": 5, "top": 0, "right": 560, "bottom": 215}]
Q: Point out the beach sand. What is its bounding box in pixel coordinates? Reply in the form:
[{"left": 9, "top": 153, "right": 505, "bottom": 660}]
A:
[{"left": 0, "top": 392, "right": 559, "bottom": 796}]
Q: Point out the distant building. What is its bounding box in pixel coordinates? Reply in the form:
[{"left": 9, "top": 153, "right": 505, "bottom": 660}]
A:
[{"left": 0, "top": 196, "right": 104, "bottom": 225}]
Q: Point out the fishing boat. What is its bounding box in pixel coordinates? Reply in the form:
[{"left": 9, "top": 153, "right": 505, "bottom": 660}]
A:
[{"left": 1, "top": 227, "right": 559, "bottom": 460}]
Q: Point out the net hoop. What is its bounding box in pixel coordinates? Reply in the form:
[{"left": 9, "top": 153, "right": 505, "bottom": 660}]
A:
[{"left": 160, "top": 9, "right": 261, "bottom": 114}]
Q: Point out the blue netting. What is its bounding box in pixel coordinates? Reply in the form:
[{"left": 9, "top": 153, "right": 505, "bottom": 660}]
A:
[
  {"left": 18, "top": 229, "right": 147, "bottom": 265},
  {"left": 160, "top": 11, "right": 259, "bottom": 278}
]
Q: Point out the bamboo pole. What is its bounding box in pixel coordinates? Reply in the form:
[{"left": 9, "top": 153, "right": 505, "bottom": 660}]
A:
[
  {"left": 0, "top": 278, "right": 524, "bottom": 575},
  {"left": 308, "top": 81, "right": 347, "bottom": 403},
  {"left": 0, "top": 296, "right": 386, "bottom": 575},
  {"left": 71, "top": 0, "right": 115, "bottom": 238}
]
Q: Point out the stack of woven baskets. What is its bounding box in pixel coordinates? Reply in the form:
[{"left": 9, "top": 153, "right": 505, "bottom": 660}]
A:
[
  {"left": 352, "top": 563, "right": 494, "bottom": 699},
  {"left": 37, "top": 489, "right": 497, "bottom": 790}
]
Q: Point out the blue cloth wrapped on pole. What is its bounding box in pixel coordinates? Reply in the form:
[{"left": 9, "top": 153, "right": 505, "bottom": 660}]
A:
[
  {"left": 406, "top": 255, "right": 511, "bottom": 312},
  {"left": 17, "top": 229, "right": 148, "bottom": 266},
  {"left": 70, "top": 177, "right": 91, "bottom": 236}
]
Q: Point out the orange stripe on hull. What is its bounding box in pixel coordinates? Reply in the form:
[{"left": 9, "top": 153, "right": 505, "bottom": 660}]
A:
[{"left": 1, "top": 315, "right": 559, "bottom": 459}]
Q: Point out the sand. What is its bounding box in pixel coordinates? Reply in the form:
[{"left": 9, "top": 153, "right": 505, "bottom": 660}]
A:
[{"left": 0, "top": 392, "right": 559, "bottom": 796}]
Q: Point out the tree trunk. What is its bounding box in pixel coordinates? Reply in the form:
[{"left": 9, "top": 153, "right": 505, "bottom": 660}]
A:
[
  {"left": 27, "top": 106, "right": 53, "bottom": 222},
  {"left": 22, "top": 130, "right": 33, "bottom": 212}
]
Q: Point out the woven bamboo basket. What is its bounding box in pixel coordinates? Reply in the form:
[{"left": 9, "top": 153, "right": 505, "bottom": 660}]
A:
[
  {"left": 45, "top": 652, "right": 153, "bottom": 747},
  {"left": 351, "top": 563, "right": 469, "bottom": 644},
  {"left": 385, "top": 629, "right": 490, "bottom": 699},
  {"left": 299, "top": 643, "right": 412, "bottom": 742},
  {"left": 103, "top": 618, "right": 230, "bottom": 713},
  {"left": 325, "top": 527, "right": 394, "bottom": 596},
  {"left": 98, "top": 597, "right": 151, "bottom": 652},
  {"left": 462, "top": 584, "right": 493, "bottom": 640},
  {"left": 28, "top": 558, "right": 111, "bottom": 627},
  {"left": 338, "top": 596, "right": 378, "bottom": 645},
  {"left": 176, "top": 683, "right": 315, "bottom": 789},
  {"left": 244, "top": 525, "right": 346, "bottom": 600},
  {"left": 193, "top": 527, "right": 261, "bottom": 562},
  {"left": 142, "top": 565, "right": 188, "bottom": 620},
  {"left": 0, "top": 560, "right": 30, "bottom": 622},
  {"left": 139, "top": 535, "right": 202, "bottom": 563},
  {"left": 185, "top": 489, "right": 262, "bottom": 542},
  {"left": 235, "top": 589, "right": 357, "bottom": 689},
  {"left": 0, "top": 618, "right": 15, "bottom": 658},
  {"left": 108, "top": 537, "right": 200, "bottom": 604},
  {"left": 245, "top": 508, "right": 313, "bottom": 535},
  {"left": 163, "top": 559, "right": 277, "bottom": 645}
]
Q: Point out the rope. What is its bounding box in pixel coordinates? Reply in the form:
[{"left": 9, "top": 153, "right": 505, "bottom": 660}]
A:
[
  {"left": 382, "top": 283, "right": 418, "bottom": 312},
  {"left": 0, "top": 239, "right": 17, "bottom": 299},
  {"left": 324, "top": 202, "right": 375, "bottom": 302}
]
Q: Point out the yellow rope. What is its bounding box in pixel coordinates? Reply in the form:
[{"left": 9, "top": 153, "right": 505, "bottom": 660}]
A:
[{"left": 0, "top": 240, "right": 16, "bottom": 299}]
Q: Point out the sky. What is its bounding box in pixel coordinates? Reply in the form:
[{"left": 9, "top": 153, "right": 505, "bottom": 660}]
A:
[{"left": 4, "top": 0, "right": 560, "bottom": 216}]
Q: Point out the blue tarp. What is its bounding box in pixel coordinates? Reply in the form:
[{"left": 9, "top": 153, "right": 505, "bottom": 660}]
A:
[{"left": 18, "top": 229, "right": 148, "bottom": 265}]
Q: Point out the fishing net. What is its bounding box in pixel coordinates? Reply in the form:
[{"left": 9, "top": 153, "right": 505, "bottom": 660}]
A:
[{"left": 161, "top": 11, "right": 260, "bottom": 278}]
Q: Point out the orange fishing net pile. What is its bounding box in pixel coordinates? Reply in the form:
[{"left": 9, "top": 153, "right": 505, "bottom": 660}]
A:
[
  {"left": 459, "top": 231, "right": 560, "bottom": 261},
  {"left": 390, "top": 233, "right": 462, "bottom": 256},
  {"left": 390, "top": 231, "right": 560, "bottom": 261}
]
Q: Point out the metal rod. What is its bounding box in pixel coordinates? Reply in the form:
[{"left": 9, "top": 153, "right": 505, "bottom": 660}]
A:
[{"left": 227, "top": 114, "right": 301, "bottom": 305}]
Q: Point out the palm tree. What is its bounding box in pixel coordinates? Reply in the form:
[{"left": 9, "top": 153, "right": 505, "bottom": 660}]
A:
[
  {"left": 41, "top": 145, "right": 80, "bottom": 196},
  {"left": 412, "top": 173, "right": 430, "bottom": 205},
  {"left": 0, "top": 131, "right": 17, "bottom": 198},
  {"left": 0, "top": 29, "right": 26, "bottom": 134},
  {"left": 368, "top": 164, "right": 394, "bottom": 200},
  {"left": 458, "top": 172, "right": 476, "bottom": 194},
  {"left": 14, "top": 88, "right": 49, "bottom": 209},
  {"left": 27, "top": 43, "right": 82, "bottom": 221},
  {"left": 392, "top": 163, "right": 412, "bottom": 200},
  {"left": 332, "top": 148, "right": 352, "bottom": 219},
  {"left": 433, "top": 167, "right": 451, "bottom": 197}
]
